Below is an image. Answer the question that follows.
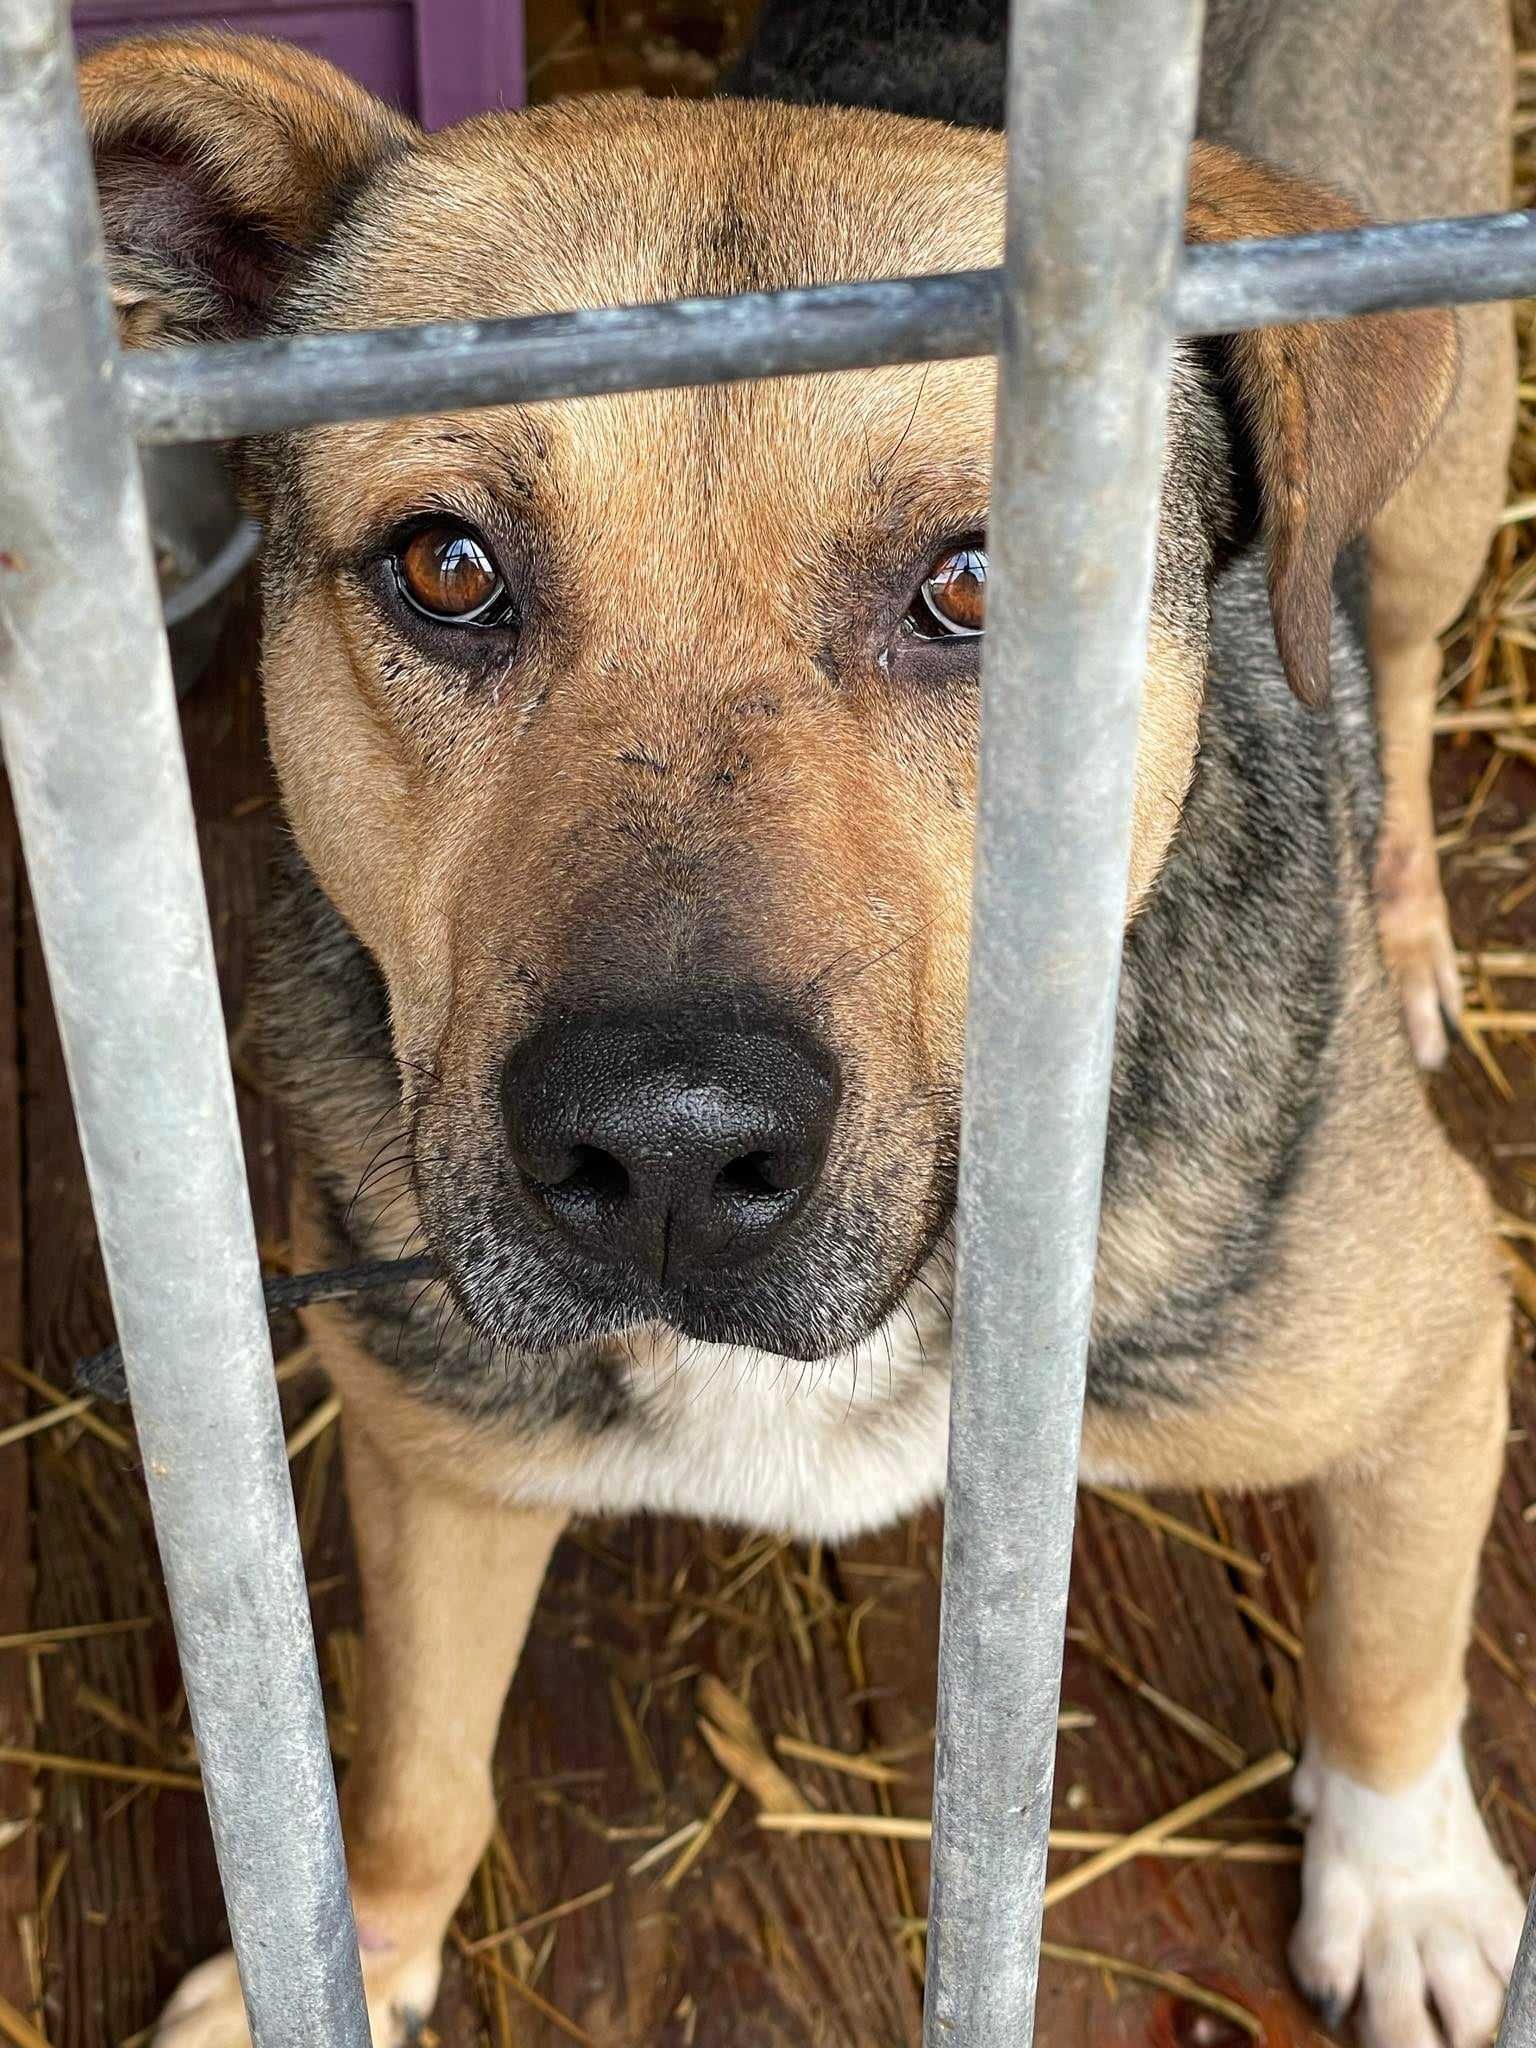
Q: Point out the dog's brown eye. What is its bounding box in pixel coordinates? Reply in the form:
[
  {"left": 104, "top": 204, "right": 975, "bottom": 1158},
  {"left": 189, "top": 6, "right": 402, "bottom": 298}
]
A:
[
  {"left": 908, "top": 544, "right": 987, "bottom": 639},
  {"left": 394, "top": 523, "right": 509, "bottom": 625}
]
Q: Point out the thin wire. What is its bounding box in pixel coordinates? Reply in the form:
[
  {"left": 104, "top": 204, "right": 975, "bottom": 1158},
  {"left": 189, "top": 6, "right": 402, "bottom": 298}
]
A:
[{"left": 75, "top": 1253, "right": 439, "bottom": 1403}]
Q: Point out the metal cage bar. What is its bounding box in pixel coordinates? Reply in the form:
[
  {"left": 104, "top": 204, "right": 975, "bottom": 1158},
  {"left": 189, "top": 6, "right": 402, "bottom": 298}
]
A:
[
  {"left": 921, "top": 0, "right": 1205, "bottom": 2037},
  {"left": 0, "top": 0, "right": 1533, "bottom": 2038},
  {"left": 119, "top": 209, "right": 1536, "bottom": 445},
  {"left": 0, "top": 6, "right": 370, "bottom": 2044}
]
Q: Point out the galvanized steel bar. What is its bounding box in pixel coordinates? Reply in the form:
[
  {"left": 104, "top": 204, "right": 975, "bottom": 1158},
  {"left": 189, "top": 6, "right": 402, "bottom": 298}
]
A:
[
  {"left": 0, "top": 6, "right": 368, "bottom": 2043},
  {"left": 1499, "top": 1895, "right": 1536, "bottom": 2047},
  {"left": 1175, "top": 207, "right": 1536, "bottom": 332},
  {"left": 118, "top": 207, "right": 1536, "bottom": 445},
  {"left": 124, "top": 269, "right": 1002, "bottom": 444},
  {"left": 921, "top": 0, "right": 1206, "bottom": 2041}
]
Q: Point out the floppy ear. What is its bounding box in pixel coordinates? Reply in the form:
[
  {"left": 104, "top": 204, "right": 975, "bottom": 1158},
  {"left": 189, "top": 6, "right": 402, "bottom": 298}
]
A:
[
  {"left": 79, "top": 31, "right": 417, "bottom": 347},
  {"left": 1185, "top": 142, "right": 1458, "bottom": 708}
]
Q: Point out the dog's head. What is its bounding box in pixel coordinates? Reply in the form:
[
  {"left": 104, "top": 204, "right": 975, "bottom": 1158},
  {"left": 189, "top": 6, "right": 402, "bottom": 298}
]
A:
[{"left": 84, "top": 34, "right": 1456, "bottom": 1363}]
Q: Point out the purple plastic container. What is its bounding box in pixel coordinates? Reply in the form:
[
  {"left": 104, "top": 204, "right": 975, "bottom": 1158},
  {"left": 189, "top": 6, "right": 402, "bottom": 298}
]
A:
[{"left": 72, "top": 0, "right": 526, "bottom": 126}]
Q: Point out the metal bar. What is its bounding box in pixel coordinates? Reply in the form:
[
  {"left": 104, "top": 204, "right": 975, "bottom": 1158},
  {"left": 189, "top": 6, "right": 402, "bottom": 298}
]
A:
[
  {"left": 119, "top": 206, "right": 1536, "bottom": 445},
  {"left": 0, "top": 7, "right": 369, "bottom": 2044},
  {"left": 124, "top": 269, "right": 1001, "bottom": 444},
  {"left": 1499, "top": 1891, "right": 1536, "bottom": 2047},
  {"left": 1176, "top": 207, "right": 1536, "bottom": 332},
  {"left": 921, "top": 0, "right": 1206, "bottom": 2040}
]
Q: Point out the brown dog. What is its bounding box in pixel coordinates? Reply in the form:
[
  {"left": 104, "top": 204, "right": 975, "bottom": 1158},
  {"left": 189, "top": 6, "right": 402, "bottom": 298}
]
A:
[{"left": 79, "top": 13, "right": 1522, "bottom": 2047}]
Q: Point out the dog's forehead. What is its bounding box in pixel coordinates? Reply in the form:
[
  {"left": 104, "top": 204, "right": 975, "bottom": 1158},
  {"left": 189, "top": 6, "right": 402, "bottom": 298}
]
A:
[
  {"left": 294, "top": 376, "right": 996, "bottom": 571},
  {"left": 287, "top": 100, "right": 1007, "bottom": 557},
  {"left": 310, "top": 96, "right": 1008, "bottom": 329}
]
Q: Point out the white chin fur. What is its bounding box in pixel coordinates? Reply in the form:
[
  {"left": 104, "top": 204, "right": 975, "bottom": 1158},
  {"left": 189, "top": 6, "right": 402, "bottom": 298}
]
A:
[
  {"left": 482, "top": 1252, "right": 958, "bottom": 1540},
  {"left": 1290, "top": 1728, "right": 1528, "bottom": 2048}
]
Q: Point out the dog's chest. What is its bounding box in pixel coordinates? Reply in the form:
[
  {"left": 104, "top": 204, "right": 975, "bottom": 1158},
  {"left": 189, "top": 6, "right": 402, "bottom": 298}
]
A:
[
  {"left": 468, "top": 1300, "right": 1180, "bottom": 1537},
  {"left": 475, "top": 1308, "right": 956, "bottom": 1541}
]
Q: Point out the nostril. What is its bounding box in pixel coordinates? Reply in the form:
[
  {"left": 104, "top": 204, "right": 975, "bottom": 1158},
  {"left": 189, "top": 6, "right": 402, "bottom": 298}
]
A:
[
  {"left": 714, "top": 1149, "right": 795, "bottom": 1203},
  {"left": 532, "top": 1143, "right": 630, "bottom": 1209},
  {"left": 568, "top": 1144, "right": 629, "bottom": 1205}
]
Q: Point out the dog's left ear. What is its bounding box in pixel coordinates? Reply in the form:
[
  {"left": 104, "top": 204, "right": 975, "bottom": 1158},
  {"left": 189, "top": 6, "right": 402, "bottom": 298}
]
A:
[{"left": 1186, "top": 142, "right": 1458, "bottom": 708}]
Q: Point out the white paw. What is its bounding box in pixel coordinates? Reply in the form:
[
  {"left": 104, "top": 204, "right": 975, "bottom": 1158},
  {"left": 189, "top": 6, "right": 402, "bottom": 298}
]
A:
[
  {"left": 1290, "top": 1731, "right": 1528, "bottom": 2048},
  {"left": 154, "top": 1941, "right": 443, "bottom": 2047}
]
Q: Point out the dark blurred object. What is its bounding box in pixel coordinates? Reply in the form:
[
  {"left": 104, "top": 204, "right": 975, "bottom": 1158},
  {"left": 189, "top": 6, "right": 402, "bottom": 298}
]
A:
[
  {"left": 73, "top": 0, "right": 525, "bottom": 126},
  {"left": 526, "top": 0, "right": 753, "bottom": 100}
]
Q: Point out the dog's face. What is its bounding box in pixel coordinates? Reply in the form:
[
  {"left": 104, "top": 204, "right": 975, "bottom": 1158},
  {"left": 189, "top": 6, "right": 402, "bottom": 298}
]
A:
[{"left": 85, "top": 36, "right": 1455, "bottom": 1364}]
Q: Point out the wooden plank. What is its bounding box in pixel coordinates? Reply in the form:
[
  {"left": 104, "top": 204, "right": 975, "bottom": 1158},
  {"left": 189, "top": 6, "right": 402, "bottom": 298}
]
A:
[
  {"left": 477, "top": 1518, "right": 927, "bottom": 2046},
  {"left": 849, "top": 1498, "right": 1312, "bottom": 2048}
]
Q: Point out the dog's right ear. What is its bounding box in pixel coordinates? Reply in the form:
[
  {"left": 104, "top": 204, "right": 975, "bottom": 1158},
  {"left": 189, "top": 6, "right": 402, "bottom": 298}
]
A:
[{"left": 80, "top": 31, "right": 416, "bottom": 346}]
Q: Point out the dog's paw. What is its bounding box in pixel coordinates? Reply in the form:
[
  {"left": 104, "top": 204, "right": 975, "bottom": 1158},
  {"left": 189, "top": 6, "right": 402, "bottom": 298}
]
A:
[
  {"left": 1374, "top": 848, "right": 1460, "bottom": 1070},
  {"left": 1289, "top": 1733, "right": 1526, "bottom": 2048},
  {"left": 153, "top": 1941, "right": 442, "bottom": 2047}
]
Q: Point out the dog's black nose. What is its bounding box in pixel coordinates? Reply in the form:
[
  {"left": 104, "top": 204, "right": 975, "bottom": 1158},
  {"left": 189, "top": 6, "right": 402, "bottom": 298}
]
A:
[{"left": 502, "top": 1010, "right": 839, "bottom": 1281}]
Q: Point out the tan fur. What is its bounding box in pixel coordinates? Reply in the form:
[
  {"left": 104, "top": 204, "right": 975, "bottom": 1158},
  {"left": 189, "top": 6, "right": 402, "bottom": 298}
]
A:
[
  {"left": 1086, "top": 885, "right": 1508, "bottom": 1502},
  {"left": 78, "top": 28, "right": 411, "bottom": 194},
  {"left": 340, "top": 1422, "right": 564, "bottom": 1992},
  {"left": 82, "top": 33, "right": 413, "bottom": 343},
  {"left": 1302, "top": 1307, "right": 1507, "bottom": 1788},
  {"left": 1363, "top": 2, "right": 1516, "bottom": 1063},
  {"left": 1092, "top": 882, "right": 1510, "bottom": 1788}
]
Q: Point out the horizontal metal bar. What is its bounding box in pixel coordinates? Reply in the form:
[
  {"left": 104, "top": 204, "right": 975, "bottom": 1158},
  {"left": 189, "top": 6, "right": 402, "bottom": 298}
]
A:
[
  {"left": 921, "top": 0, "right": 1206, "bottom": 2037},
  {"left": 1178, "top": 206, "right": 1536, "bottom": 331},
  {"left": 123, "top": 270, "right": 999, "bottom": 443},
  {"left": 0, "top": 4, "right": 369, "bottom": 2042},
  {"left": 119, "top": 206, "right": 1536, "bottom": 444}
]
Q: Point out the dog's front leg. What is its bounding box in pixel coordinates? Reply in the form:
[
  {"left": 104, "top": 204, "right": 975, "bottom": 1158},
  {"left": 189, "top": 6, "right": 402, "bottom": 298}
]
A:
[
  {"left": 340, "top": 1424, "right": 567, "bottom": 2036},
  {"left": 154, "top": 1420, "right": 565, "bottom": 2048},
  {"left": 1291, "top": 1313, "right": 1526, "bottom": 2048}
]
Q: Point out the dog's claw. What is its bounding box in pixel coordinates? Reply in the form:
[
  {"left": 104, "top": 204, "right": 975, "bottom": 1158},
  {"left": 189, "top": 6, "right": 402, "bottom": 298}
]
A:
[
  {"left": 1289, "top": 1962, "right": 1350, "bottom": 2036},
  {"left": 1313, "top": 1989, "right": 1348, "bottom": 2034},
  {"left": 1394, "top": 952, "right": 1458, "bottom": 1071}
]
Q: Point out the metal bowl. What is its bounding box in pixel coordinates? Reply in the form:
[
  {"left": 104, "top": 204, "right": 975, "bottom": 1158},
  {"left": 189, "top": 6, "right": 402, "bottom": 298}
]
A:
[{"left": 140, "top": 444, "right": 261, "bottom": 697}]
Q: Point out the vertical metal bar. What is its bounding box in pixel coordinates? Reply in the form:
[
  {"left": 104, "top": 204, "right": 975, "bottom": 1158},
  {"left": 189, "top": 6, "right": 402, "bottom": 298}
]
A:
[
  {"left": 923, "top": 1, "right": 1207, "bottom": 2040},
  {"left": 1498, "top": 1897, "right": 1536, "bottom": 2047},
  {"left": 0, "top": 7, "right": 369, "bottom": 2043}
]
